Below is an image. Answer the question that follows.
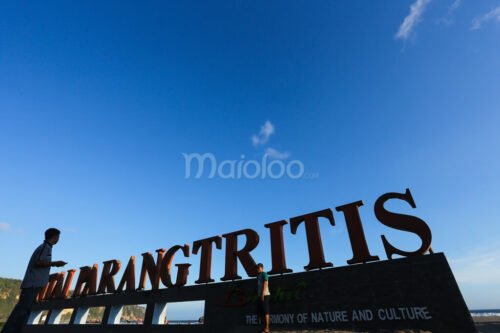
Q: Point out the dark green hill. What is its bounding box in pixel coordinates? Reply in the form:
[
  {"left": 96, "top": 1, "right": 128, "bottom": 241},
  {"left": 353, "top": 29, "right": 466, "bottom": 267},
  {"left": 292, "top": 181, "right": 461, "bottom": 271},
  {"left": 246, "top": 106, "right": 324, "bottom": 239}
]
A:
[{"left": 0, "top": 277, "right": 21, "bottom": 324}]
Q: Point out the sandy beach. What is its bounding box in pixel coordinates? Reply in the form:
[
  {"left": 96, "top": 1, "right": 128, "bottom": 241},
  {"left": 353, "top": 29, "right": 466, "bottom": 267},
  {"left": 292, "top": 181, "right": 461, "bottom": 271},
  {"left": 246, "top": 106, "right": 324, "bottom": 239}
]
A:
[{"left": 474, "top": 316, "right": 500, "bottom": 333}]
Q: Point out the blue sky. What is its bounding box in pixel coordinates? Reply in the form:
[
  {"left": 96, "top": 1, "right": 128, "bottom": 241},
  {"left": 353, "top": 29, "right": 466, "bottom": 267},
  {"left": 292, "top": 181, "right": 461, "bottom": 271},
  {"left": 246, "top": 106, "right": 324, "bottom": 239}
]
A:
[{"left": 0, "top": 0, "right": 499, "bottom": 313}]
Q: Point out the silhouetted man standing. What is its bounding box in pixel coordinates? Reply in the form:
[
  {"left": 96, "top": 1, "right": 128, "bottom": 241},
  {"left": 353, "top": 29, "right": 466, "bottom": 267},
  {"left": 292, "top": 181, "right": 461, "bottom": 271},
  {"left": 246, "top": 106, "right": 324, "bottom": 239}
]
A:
[
  {"left": 1, "top": 228, "right": 67, "bottom": 333},
  {"left": 256, "top": 263, "right": 271, "bottom": 333}
]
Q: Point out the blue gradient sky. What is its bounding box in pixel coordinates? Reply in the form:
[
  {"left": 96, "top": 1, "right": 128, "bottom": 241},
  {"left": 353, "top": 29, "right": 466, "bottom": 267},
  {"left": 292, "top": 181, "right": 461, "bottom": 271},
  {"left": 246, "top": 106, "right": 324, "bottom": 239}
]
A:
[{"left": 1, "top": 0, "right": 499, "bottom": 312}]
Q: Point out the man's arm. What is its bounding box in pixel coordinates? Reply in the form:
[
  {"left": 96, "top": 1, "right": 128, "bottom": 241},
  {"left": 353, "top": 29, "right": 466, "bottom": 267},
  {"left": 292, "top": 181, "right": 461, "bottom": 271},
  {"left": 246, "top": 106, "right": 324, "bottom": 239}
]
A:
[
  {"left": 34, "top": 244, "right": 67, "bottom": 268},
  {"left": 34, "top": 260, "right": 67, "bottom": 268}
]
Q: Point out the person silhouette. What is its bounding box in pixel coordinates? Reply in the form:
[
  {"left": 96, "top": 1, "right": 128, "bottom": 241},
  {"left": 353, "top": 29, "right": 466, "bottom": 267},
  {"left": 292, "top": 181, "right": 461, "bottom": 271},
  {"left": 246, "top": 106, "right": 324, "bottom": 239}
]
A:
[
  {"left": 1, "top": 228, "right": 67, "bottom": 333},
  {"left": 256, "top": 263, "right": 271, "bottom": 333}
]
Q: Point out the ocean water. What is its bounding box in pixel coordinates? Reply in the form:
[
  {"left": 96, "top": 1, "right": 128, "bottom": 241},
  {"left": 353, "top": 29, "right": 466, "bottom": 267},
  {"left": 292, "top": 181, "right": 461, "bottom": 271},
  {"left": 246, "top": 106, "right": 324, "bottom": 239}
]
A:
[{"left": 470, "top": 309, "right": 500, "bottom": 317}]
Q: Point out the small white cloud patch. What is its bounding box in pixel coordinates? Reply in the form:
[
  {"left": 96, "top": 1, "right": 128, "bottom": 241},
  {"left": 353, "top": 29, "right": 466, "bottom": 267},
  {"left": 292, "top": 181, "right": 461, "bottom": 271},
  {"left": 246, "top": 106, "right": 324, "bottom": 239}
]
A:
[
  {"left": 441, "top": 0, "right": 462, "bottom": 25},
  {"left": 265, "top": 148, "right": 290, "bottom": 160},
  {"left": 450, "top": 247, "right": 500, "bottom": 284},
  {"left": 0, "top": 222, "right": 11, "bottom": 232},
  {"left": 251, "top": 120, "right": 275, "bottom": 146},
  {"left": 395, "top": 0, "right": 432, "bottom": 40},
  {"left": 471, "top": 6, "right": 500, "bottom": 30}
]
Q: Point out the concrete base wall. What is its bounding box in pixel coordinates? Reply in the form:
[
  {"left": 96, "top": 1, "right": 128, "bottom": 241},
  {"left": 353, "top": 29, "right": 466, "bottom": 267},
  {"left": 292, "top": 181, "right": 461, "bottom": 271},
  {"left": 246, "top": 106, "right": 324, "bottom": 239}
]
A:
[{"left": 23, "top": 253, "right": 476, "bottom": 333}]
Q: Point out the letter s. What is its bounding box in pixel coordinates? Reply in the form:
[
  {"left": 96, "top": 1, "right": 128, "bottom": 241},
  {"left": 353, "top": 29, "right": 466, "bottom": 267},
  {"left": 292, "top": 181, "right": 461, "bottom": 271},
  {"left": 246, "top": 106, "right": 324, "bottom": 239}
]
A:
[{"left": 374, "top": 188, "right": 432, "bottom": 259}]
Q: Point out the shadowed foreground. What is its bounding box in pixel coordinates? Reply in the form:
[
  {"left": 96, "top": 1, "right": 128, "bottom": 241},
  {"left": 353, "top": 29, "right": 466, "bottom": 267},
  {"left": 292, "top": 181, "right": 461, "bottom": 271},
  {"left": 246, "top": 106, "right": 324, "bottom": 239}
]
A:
[
  {"left": 2, "top": 321, "right": 499, "bottom": 333},
  {"left": 275, "top": 316, "right": 500, "bottom": 332},
  {"left": 272, "top": 317, "right": 500, "bottom": 333},
  {"left": 271, "top": 318, "right": 499, "bottom": 332}
]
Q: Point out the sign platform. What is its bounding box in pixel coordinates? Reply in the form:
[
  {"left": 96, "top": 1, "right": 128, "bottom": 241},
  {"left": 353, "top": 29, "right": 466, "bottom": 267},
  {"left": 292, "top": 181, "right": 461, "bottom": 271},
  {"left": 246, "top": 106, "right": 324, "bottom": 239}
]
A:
[{"left": 24, "top": 253, "right": 476, "bottom": 333}]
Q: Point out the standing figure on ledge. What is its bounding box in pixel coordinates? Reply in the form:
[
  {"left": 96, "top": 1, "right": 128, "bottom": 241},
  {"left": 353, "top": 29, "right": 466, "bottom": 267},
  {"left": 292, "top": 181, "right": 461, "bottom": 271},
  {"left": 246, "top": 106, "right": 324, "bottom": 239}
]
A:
[
  {"left": 1, "top": 228, "right": 67, "bottom": 333},
  {"left": 256, "top": 263, "right": 271, "bottom": 333}
]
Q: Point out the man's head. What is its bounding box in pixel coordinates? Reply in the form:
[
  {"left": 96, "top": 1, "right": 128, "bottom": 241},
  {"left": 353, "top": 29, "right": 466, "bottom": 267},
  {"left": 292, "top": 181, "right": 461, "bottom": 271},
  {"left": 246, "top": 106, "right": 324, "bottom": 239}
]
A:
[
  {"left": 45, "top": 228, "right": 61, "bottom": 245},
  {"left": 257, "top": 263, "right": 264, "bottom": 273}
]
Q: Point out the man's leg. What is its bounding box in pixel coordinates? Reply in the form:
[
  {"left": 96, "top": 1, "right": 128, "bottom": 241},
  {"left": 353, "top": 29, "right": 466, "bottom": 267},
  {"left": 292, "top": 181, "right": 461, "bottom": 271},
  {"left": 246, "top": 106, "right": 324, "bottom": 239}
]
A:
[
  {"left": 1, "top": 288, "right": 39, "bottom": 333},
  {"left": 257, "top": 300, "right": 264, "bottom": 331},
  {"left": 264, "top": 296, "right": 270, "bottom": 332}
]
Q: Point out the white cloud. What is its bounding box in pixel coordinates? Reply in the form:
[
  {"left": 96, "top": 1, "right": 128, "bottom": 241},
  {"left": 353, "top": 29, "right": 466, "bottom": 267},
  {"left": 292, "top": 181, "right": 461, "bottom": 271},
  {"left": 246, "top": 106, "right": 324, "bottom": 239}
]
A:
[
  {"left": 440, "top": 0, "right": 462, "bottom": 25},
  {"left": 0, "top": 222, "right": 11, "bottom": 232},
  {"left": 471, "top": 6, "right": 500, "bottom": 30},
  {"left": 251, "top": 120, "right": 275, "bottom": 146},
  {"left": 450, "top": 246, "right": 500, "bottom": 285},
  {"left": 449, "top": 0, "right": 462, "bottom": 12},
  {"left": 265, "top": 148, "right": 290, "bottom": 160},
  {"left": 251, "top": 121, "right": 292, "bottom": 160},
  {"left": 395, "top": 0, "right": 431, "bottom": 40}
]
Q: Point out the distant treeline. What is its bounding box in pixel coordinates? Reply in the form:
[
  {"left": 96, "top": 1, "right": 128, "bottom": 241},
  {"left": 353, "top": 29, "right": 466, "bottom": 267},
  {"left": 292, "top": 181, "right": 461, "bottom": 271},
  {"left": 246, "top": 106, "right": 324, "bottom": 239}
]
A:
[{"left": 0, "top": 278, "right": 21, "bottom": 323}]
